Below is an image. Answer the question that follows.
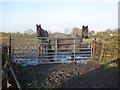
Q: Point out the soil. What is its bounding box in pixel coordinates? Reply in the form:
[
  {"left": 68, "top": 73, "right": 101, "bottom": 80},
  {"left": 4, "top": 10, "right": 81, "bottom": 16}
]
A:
[{"left": 15, "top": 61, "right": 118, "bottom": 88}]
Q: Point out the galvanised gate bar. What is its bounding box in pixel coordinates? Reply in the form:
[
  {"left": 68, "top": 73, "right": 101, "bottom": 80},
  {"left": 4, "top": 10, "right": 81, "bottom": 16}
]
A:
[{"left": 11, "top": 37, "right": 92, "bottom": 66}]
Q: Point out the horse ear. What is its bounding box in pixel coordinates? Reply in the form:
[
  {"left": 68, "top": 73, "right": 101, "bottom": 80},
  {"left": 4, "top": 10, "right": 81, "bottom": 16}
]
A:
[
  {"left": 86, "top": 26, "right": 88, "bottom": 28},
  {"left": 39, "top": 24, "right": 41, "bottom": 27},
  {"left": 36, "top": 24, "right": 38, "bottom": 27}
]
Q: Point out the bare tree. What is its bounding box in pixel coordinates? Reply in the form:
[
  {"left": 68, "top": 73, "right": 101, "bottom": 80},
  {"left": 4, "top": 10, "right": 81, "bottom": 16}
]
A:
[
  {"left": 64, "top": 28, "right": 70, "bottom": 34},
  {"left": 24, "top": 29, "right": 35, "bottom": 34},
  {"left": 70, "top": 27, "right": 82, "bottom": 37}
]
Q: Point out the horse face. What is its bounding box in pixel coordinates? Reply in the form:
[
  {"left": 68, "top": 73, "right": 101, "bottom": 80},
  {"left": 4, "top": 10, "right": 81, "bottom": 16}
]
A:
[
  {"left": 36, "top": 24, "right": 42, "bottom": 31},
  {"left": 82, "top": 25, "right": 89, "bottom": 39},
  {"left": 36, "top": 24, "right": 42, "bottom": 37}
]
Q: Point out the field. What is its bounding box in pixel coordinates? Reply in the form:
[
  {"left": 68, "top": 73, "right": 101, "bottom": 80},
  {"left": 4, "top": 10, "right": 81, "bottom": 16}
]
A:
[{"left": 1, "top": 30, "right": 119, "bottom": 89}]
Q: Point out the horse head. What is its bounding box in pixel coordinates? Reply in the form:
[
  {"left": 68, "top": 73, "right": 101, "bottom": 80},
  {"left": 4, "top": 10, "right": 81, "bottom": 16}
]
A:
[
  {"left": 82, "top": 25, "right": 89, "bottom": 39},
  {"left": 36, "top": 24, "right": 42, "bottom": 37}
]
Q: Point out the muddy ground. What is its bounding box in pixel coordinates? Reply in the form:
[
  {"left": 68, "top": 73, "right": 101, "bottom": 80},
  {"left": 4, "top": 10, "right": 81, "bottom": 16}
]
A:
[{"left": 14, "top": 61, "right": 118, "bottom": 88}]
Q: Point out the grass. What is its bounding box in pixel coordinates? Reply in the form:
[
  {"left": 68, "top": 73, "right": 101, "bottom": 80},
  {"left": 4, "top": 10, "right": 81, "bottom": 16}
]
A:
[{"left": 91, "top": 56, "right": 118, "bottom": 65}]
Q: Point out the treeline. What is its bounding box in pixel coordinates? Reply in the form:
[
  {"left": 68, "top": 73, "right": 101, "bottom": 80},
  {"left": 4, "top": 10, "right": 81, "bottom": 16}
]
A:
[{"left": 1, "top": 28, "right": 118, "bottom": 37}]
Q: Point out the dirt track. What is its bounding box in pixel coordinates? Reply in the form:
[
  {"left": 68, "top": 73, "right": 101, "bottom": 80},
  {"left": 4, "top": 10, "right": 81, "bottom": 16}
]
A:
[{"left": 15, "top": 61, "right": 118, "bottom": 88}]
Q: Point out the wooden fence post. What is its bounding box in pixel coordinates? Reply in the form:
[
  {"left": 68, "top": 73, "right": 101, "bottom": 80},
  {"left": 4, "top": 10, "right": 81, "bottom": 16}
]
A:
[
  {"left": 10, "top": 66, "right": 22, "bottom": 90},
  {"left": 99, "top": 41, "right": 105, "bottom": 62},
  {"left": 9, "top": 34, "right": 11, "bottom": 59}
]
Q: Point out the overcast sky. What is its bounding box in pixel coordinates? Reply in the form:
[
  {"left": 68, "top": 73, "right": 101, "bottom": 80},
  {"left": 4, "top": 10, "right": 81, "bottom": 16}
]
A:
[{"left": 0, "top": 0, "right": 118, "bottom": 33}]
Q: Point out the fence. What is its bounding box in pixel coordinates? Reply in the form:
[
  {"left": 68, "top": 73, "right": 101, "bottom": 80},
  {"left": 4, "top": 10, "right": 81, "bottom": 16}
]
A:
[
  {"left": 98, "top": 40, "right": 118, "bottom": 62},
  {"left": 1, "top": 36, "right": 22, "bottom": 89},
  {"left": 11, "top": 37, "right": 92, "bottom": 65}
]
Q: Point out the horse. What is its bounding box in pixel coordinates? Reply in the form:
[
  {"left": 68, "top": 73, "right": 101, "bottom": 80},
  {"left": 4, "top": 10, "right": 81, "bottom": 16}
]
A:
[{"left": 36, "top": 24, "right": 52, "bottom": 60}]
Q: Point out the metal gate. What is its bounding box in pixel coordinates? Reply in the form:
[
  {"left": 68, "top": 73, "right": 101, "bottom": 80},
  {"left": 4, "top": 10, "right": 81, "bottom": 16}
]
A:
[{"left": 11, "top": 37, "right": 92, "bottom": 66}]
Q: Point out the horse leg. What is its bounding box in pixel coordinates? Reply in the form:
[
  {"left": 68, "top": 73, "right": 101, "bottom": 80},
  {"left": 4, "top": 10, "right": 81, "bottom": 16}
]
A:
[
  {"left": 47, "top": 40, "right": 54, "bottom": 62},
  {"left": 45, "top": 46, "right": 47, "bottom": 54},
  {"left": 38, "top": 47, "right": 40, "bottom": 56},
  {"left": 40, "top": 47, "right": 43, "bottom": 55}
]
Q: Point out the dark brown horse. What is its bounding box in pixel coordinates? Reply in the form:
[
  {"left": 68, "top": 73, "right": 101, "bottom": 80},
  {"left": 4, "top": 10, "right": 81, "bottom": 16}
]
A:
[
  {"left": 82, "top": 25, "right": 89, "bottom": 39},
  {"left": 36, "top": 24, "right": 48, "bottom": 38},
  {"left": 36, "top": 24, "right": 52, "bottom": 55}
]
